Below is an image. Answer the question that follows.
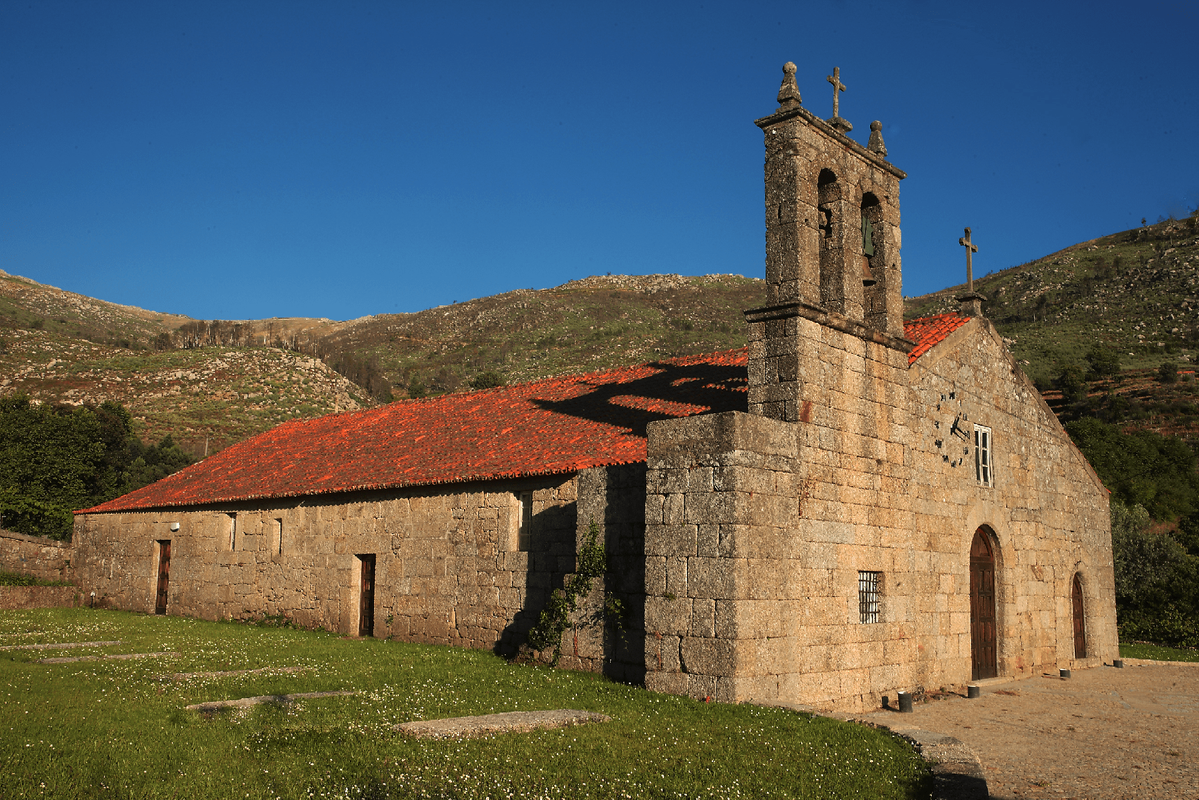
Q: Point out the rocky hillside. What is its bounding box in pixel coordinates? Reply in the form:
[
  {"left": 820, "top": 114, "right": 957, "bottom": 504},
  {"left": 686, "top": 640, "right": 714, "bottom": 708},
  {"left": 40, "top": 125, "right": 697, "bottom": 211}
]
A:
[
  {"left": 0, "top": 327, "right": 369, "bottom": 456},
  {"left": 3, "top": 213, "right": 1198, "bottom": 454},
  {"left": 322, "top": 273, "right": 766, "bottom": 398},
  {"left": 906, "top": 215, "right": 1199, "bottom": 382}
]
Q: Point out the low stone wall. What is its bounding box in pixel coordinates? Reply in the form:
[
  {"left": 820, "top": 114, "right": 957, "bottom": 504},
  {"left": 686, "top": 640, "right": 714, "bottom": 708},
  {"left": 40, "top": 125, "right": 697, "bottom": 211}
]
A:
[
  {"left": 0, "top": 529, "right": 74, "bottom": 582},
  {"left": 0, "top": 585, "right": 81, "bottom": 610}
]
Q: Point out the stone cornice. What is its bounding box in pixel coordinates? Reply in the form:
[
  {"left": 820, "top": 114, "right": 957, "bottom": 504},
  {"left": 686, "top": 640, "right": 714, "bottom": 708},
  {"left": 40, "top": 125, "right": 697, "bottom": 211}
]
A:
[
  {"left": 755, "top": 105, "right": 907, "bottom": 181},
  {"left": 743, "top": 301, "right": 914, "bottom": 354}
]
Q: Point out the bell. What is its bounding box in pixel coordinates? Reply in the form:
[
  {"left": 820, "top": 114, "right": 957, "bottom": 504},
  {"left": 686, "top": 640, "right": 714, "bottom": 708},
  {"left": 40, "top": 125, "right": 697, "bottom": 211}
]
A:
[{"left": 862, "top": 256, "right": 876, "bottom": 287}]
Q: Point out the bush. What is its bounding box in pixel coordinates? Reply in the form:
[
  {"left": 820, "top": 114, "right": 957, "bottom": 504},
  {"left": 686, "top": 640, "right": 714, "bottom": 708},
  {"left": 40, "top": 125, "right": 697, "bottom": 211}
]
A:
[{"left": 470, "top": 371, "right": 505, "bottom": 390}]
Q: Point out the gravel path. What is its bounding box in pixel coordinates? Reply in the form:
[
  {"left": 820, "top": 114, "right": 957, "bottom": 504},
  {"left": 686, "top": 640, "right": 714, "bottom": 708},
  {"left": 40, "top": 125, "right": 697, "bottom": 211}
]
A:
[{"left": 859, "top": 661, "right": 1198, "bottom": 800}]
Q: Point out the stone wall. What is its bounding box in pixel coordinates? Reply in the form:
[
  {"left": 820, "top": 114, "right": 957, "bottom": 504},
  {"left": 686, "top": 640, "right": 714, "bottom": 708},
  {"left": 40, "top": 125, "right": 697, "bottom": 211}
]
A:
[
  {"left": 0, "top": 529, "right": 74, "bottom": 582},
  {"left": 906, "top": 318, "right": 1117, "bottom": 686},
  {"left": 643, "top": 318, "right": 1117, "bottom": 712},
  {"left": 73, "top": 466, "right": 648, "bottom": 678},
  {"left": 0, "top": 586, "right": 81, "bottom": 610}
]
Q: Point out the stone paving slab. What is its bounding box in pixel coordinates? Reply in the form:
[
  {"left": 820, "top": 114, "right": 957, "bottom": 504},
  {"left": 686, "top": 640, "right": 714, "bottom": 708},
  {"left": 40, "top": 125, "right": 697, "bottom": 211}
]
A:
[
  {"left": 0, "top": 640, "right": 120, "bottom": 651},
  {"left": 162, "top": 666, "right": 308, "bottom": 681},
  {"left": 38, "top": 651, "right": 180, "bottom": 664},
  {"left": 185, "top": 691, "right": 356, "bottom": 713},
  {"left": 396, "top": 709, "right": 611, "bottom": 740}
]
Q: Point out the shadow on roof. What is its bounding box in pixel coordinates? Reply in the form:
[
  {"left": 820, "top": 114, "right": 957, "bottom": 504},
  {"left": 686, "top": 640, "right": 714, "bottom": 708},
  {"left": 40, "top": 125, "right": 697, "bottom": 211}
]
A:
[{"left": 531, "top": 360, "right": 748, "bottom": 438}]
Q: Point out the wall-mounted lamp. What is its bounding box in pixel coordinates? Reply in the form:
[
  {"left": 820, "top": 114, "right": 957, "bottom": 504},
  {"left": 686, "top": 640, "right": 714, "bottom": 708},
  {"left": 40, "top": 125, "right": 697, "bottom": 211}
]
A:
[{"left": 169, "top": 522, "right": 180, "bottom": 532}]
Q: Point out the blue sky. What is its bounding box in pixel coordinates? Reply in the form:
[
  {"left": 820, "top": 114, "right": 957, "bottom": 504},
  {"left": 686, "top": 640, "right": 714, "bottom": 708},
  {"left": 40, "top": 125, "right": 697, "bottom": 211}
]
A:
[{"left": 3, "top": 1, "right": 1196, "bottom": 322}]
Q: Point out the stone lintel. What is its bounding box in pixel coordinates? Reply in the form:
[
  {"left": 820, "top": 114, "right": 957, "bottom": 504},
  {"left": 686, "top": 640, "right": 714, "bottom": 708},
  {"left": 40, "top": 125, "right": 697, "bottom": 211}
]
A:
[
  {"left": 754, "top": 105, "right": 907, "bottom": 181},
  {"left": 744, "top": 301, "right": 914, "bottom": 355}
]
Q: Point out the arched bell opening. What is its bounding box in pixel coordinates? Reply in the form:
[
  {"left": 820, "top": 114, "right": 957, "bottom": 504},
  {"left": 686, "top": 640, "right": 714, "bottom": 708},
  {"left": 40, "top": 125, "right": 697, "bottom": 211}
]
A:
[{"left": 817, "top": 168, "right": 842, "bottom": 311}]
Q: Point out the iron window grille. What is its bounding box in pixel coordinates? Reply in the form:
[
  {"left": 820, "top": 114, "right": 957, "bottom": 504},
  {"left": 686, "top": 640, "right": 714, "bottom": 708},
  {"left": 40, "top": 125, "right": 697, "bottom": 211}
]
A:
[{"left": 858, "top": 571, "right": 882, "bottom": 623}]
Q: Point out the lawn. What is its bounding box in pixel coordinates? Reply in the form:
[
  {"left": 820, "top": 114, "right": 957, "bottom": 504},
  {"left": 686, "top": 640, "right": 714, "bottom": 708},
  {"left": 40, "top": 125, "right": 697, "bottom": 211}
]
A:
[
  {"left": 1120, "top": 642, "right": 1199, "bottom": 662},
  {"left": 0, "top": 609, "right": 931, "bottom": 800}
]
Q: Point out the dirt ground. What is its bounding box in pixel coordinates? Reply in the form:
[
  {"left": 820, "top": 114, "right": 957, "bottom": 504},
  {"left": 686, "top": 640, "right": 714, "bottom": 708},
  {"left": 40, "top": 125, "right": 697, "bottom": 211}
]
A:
[{"left": 862, "top": 661, "right": 1199, "bottom": 800}]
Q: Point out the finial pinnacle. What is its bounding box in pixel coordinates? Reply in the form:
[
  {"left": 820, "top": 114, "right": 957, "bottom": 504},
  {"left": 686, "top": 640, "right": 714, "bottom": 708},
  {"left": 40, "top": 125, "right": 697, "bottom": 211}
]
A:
[
  {"left": 867, "top": 120, "right": 887, "bottom": 157},
  {"left": 777, "top": 62, "right": 802, "bottom": 108}
]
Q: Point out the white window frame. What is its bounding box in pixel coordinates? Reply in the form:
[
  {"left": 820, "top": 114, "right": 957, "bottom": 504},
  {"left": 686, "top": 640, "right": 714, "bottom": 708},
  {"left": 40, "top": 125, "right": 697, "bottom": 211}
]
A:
[{"left": 974, "top": 424, "right": 993, "bottom": 487}]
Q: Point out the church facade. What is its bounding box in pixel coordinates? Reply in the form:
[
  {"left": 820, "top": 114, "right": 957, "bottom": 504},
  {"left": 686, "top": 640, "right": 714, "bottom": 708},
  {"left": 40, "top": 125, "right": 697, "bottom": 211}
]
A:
[{"left": 70, "top": 63, "right": 1117, "bottom": 711}]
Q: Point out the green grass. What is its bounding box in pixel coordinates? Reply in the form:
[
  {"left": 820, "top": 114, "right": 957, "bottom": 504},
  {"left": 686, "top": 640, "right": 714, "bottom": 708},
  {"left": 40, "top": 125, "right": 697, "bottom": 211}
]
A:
[
  {"left": 1120, "top": 642, "right": 1199, "bottom": 662},
  {"left": 1, "top": 609, "right": 930, "bottom": 800}
]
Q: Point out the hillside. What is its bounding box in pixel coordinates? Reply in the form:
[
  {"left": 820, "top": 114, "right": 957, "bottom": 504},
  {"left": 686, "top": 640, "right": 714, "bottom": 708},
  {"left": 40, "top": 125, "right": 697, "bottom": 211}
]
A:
[
  {"left": 321, "top": 273, "right": 766, "bottom": 397},
  {"left": 2, "top": 214, "right": 1198, "bottom": 454},
  {"left": 0, "top": 271, "right": 766, "bottom": 454},
  {"left": 906, "top": 216, "right": 1199, "bottom": 381}
]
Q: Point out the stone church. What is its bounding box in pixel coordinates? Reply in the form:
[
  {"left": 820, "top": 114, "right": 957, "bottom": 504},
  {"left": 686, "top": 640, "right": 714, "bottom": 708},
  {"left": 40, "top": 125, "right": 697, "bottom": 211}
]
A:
[{"left": 70, "top": 63, "right": 1117, "bottom": 711}]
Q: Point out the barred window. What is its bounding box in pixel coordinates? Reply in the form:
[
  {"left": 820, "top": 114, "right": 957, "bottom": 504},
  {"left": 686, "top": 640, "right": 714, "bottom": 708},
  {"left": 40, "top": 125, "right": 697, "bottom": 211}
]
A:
[
  {"left": 974, "top": 425, "right": 993, "bottom": 487},
  {"left": 858, "top": 571, "right": 882, "bottom": 623}
]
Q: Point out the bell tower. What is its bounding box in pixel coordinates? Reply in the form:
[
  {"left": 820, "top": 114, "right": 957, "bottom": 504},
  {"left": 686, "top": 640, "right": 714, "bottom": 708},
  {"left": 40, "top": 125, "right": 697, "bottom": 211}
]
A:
[{"left": 745, "top": 63, "right": 911, "bottom": 422}]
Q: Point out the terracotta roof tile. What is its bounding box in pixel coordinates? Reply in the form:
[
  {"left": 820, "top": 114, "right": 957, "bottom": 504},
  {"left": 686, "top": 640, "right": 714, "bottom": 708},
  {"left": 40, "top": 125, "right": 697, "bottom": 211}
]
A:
[
  {"left": 904, "top": 313, "right": 970, "bottom": 364},
  {"left": 82, "top": 316, "right": 964, "bottom": 513}
]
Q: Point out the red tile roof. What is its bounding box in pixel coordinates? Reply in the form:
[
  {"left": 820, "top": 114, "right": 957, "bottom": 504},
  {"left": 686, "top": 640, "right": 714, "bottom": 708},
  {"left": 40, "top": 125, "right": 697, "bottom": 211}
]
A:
[
  {"left": 82, "top": 314, "right": 966, "bottom": 513},
  {"left": 905, "top": 313, "right": 970, "bottom": 363}
]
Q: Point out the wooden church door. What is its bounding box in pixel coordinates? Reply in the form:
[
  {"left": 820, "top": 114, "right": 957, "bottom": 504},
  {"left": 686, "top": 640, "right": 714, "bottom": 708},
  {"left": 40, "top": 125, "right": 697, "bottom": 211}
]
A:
[
  {"left": 155, "top": 540, "right": 171, "bottom": 615},
  {"left": 969, "top": 529, "right": 998, "bottom": 680},
  {"left": 1072, "top": 573, "right": 1087, "bottom": 658},
  {"left": 358, "top": 555, "right": 376, "bottom": 637}
]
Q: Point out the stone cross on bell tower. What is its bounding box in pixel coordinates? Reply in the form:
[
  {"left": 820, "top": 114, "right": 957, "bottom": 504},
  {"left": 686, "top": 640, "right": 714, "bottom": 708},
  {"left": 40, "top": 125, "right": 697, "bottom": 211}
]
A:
[
  {"left": 827, "top": 67, "right": 852, "bottom": 134},
  {"left": 955, "top": 227, "right": 986, "bottom": 317}
]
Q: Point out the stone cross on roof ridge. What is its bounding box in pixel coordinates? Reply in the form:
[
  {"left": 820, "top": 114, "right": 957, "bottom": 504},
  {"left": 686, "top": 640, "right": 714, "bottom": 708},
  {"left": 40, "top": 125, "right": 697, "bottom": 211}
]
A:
[
  {"left": 826, "top": 66, "right": 852, "bottom": 134},
  {"left": 959, "top": 227, "right": 979, "bottom": 292},
  {"left": 956, "top": 227, "right": 986, "bottom": 317}
]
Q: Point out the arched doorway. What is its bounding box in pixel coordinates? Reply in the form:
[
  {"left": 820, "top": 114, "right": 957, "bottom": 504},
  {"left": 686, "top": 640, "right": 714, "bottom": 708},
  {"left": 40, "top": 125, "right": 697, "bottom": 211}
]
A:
[
  {"left": 970, "top": 528, "right": 998, "bottom": 679},
  {"left": 1072, "top": 573, "right": 1087, "bottom": 658}
]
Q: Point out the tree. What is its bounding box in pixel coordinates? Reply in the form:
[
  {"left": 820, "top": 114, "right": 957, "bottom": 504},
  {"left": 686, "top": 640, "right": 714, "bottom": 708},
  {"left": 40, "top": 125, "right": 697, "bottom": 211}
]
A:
[
  {"left": 1110, "top": 500, "right": 1199, "bottom": 647},
  {"left": 1085, "top": 345, "right": 1121, "bottom": 380},
  {"left": 1158, "top": 361, "right": 1179, "bottom": 384},
  {"left": 0, "top": 397, "right": 194, "bottom": 540},
  {"left": 1066, "top": 416, "right": 1199, "bottom": 521}
]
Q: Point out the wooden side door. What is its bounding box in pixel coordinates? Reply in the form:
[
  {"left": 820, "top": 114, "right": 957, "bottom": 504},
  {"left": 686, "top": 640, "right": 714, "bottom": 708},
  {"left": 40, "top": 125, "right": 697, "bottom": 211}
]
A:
[
  {"left": 970, "top": 529, "right": 998, "bottom": 680},
  {"left": 1072, "top": 573, "right": 1087, "bottom": 658},
  {"left": 155, "top": 540, "right": 171, "bottom": 615},
  {"left": 358, "top": 554, "right": 376, "bottom": 637}
]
